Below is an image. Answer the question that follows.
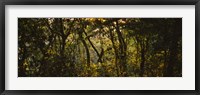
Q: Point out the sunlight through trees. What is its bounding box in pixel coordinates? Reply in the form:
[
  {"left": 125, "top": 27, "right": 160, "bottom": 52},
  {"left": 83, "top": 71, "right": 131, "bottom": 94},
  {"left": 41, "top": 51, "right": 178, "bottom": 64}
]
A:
[{"left": 18, "top": 18, "right": 182, "bottom": 77}]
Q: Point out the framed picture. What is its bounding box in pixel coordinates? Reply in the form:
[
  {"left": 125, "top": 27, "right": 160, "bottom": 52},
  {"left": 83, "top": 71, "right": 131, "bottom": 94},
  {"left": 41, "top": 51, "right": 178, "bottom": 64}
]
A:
[{"left": 0, "top": 0, "right": 199, "bottom": 95}]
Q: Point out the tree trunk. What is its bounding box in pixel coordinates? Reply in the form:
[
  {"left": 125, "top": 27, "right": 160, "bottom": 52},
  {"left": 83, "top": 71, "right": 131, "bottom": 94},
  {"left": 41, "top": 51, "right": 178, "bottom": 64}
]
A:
[
  {"left": 78, "top": 28, "right": 91, "bottom": 76},
  {"left": 109, "top": 27, "right": 120, "bottom": 76},
  {"left": 83, "top": 31, "right": 103, "bottom": 63},
  {"left": 140, "top": 42, "right": 145, "bottom": 77},
  {"left": 115, "top": 19, "right": 127, "bottom": 76}
]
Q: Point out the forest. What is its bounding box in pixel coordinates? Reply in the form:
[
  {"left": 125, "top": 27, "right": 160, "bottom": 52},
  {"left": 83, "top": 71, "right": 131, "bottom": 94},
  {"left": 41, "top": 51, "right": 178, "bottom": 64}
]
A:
[{"left": 18, "top": 18, "right": 182, "bottom": 77}]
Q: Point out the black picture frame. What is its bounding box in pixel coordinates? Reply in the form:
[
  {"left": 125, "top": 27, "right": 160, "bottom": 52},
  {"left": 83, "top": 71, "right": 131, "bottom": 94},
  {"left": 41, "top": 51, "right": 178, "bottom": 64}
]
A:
[{"left": 0, "top": 0, "right": 199, "bottom": 95}]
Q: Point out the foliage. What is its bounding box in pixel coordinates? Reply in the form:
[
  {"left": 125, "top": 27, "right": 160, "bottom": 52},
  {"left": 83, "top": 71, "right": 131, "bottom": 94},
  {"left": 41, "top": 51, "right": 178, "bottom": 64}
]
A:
[{"left": 18, "top": 18, "right": 182, "bottom": 77}]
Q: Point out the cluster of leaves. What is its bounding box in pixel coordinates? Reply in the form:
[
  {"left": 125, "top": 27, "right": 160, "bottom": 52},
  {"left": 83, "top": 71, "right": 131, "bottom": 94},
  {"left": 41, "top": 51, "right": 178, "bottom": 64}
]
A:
[{"left": 18, "top": 18, "right": 182, "bottom": 77}]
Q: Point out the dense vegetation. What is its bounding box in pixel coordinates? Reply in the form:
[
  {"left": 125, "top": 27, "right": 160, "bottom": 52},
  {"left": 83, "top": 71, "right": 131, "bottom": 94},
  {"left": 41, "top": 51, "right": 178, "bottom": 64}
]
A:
[{"left": 18, "top": 18, "right": 182, "bottom": 77}]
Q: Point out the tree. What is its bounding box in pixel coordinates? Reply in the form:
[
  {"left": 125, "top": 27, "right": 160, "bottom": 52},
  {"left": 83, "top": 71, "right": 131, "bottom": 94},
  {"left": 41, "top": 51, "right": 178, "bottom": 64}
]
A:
[{"left": 18, "top": 18, "right": 182, "bottom": 77}]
